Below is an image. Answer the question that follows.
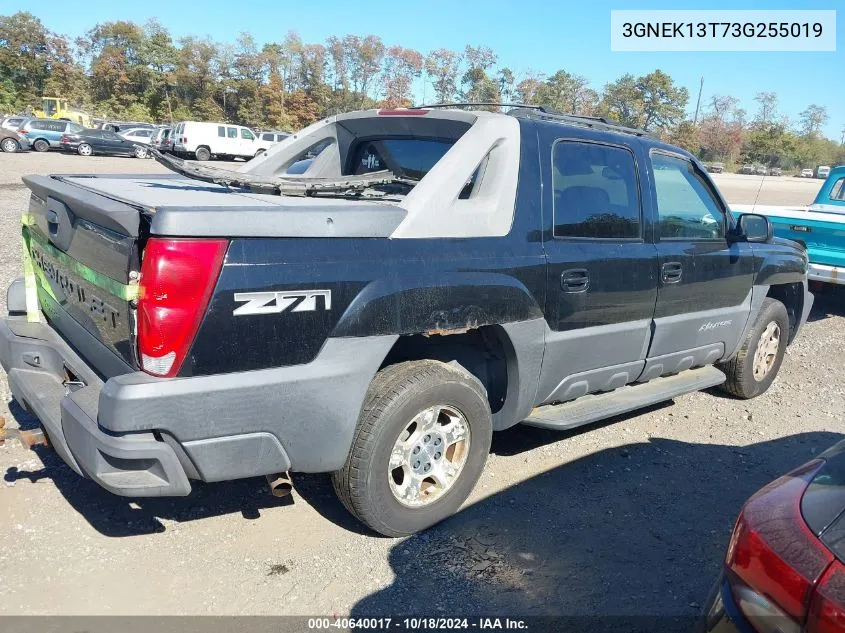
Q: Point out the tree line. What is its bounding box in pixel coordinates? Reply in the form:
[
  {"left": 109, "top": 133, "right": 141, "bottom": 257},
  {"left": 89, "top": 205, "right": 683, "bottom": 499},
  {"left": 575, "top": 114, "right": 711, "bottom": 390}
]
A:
[{"left": 2, "top": 11, "right": 842, "bottom": 169}]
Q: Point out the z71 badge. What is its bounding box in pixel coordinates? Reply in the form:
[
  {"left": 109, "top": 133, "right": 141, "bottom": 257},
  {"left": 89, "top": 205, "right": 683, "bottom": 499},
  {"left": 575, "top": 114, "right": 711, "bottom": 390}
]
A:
[{"left": 233, "top": 290, "right": 332, "bottom": 316}]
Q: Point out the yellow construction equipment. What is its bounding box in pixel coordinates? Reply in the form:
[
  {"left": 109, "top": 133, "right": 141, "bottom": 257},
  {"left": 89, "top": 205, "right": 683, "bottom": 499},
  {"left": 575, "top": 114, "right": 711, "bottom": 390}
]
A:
[{"left": 32, "top": 97, "right": 93, "bottom": 127}]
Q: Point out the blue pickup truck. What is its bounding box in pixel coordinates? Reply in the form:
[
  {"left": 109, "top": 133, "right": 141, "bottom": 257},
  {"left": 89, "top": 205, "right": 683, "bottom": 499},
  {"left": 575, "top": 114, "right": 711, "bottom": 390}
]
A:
[{"left": 733, "top": 165, "right": 845, "bottom": 285}]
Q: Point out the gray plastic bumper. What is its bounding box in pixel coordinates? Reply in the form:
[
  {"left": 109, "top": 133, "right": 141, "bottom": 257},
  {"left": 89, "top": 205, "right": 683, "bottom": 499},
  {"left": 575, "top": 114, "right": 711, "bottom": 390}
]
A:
[
  {"left": 0, "top": 317, "right": 190, "bottom": 496},
  {"left": 0, "top": 310, "right": 396, "bottom": 497}
]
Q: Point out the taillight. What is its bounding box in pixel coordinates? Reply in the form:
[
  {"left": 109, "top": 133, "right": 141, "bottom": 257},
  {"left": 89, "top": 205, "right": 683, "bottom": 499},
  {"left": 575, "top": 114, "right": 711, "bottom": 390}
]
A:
[
  {"left": 377, "top": 109, "right": 428, "bottom": 116},
  {"left": 808, "top": 561, "right": 845, "bottom": 633},
  {"left": 18, "top": 129, "right": 27, "bottom": 135},
  {"left": 60, "top": 136, "right": 70, "bottom": 143},
  {"left": 725, "top": 460, "right": 833, "bottom": 633},
  {"left": 137, "top": 238, "right": 227, "bottom": 377}
]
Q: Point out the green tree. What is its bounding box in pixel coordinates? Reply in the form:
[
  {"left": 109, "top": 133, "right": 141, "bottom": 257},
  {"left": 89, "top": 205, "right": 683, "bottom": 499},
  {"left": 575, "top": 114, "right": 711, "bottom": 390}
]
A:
[
  {"left": 599, "top": 70, "right": 688, "bottom": 132},
  {"left": 424, "top": 48, "right": 461, "bottom": 103},
  {"left": 535, "top": 70, "right": 597, "bottom": 115}
]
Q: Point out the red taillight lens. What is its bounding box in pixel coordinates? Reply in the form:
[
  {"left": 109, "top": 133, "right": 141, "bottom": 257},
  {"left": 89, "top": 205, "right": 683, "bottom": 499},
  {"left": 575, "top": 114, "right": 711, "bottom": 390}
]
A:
[
  {"left": 808, "top": 561, "right": 845, "bottom": 633},
  {"left": 61, "top": 136, "right": 70, "bottom": 143},
  {"left": 137, "top": 238, "right": 227, "bottom": 377},
  {"left": 726, "top": 460, "right": 833, "bottom": 630},
  {"left": 377, "top": 109, "right": 429, "bottom": 116},
  {"left": 18, "top": 129, "right": 27, "bottom": 134}
]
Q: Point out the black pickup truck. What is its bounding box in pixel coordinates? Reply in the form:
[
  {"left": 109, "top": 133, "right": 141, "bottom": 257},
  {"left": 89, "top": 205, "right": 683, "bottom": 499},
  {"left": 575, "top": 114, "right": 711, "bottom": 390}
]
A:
[{"left": 0, "top": 106, "right": 812, "bottom": 536}]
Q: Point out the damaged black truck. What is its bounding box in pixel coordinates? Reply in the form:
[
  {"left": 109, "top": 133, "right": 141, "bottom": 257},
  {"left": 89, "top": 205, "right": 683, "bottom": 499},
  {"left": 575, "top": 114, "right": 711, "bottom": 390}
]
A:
[{"left": 0, "top": 106, "right": 812, "bottom": 536}]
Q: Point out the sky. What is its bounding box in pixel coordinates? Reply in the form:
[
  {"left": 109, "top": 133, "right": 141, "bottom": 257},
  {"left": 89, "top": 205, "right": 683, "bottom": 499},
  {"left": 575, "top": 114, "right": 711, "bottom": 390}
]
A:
[{"left": 3, "top": 0, "right": 842, "bottom": 140}]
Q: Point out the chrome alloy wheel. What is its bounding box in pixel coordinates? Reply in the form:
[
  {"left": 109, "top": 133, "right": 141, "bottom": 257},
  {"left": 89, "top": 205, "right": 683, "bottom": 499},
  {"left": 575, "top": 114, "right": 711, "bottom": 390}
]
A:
[
  {"left": 388, "top": 405, "right": 471, "bottom": 508},
  {"left": 753, "top": 321, "right": 781, "bottom": 381}
]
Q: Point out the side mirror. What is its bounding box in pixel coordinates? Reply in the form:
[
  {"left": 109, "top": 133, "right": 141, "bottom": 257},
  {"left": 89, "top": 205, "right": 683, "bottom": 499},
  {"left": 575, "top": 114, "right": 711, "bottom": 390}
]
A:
[{"left": 736, "top": 213, "right": 773, "bottom": 243}]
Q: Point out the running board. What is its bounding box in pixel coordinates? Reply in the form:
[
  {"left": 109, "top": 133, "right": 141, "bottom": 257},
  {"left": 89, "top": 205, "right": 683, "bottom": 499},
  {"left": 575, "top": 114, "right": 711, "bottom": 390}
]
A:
[{"left": 523, "top": 366, "right": 726, "bottom": 431}]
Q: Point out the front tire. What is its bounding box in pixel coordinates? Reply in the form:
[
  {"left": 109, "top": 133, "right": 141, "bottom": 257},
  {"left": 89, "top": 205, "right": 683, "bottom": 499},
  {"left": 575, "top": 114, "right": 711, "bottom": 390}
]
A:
[
  {"left": 1, "top": 138, "right": 19, "bottom": 153},
  {"left": 77, "top": 143, "right": 92, "bottom": 156},
  {"left": 33, "top": 139, "right": 50, "bottom": 152},
  {"left": 718, "top": 297, "right": 789, "bottom": 399},
  {"left": 194, "top": 146, "right": 211, "bottom": 161},
  {"left": 133, "top": 146, "right": 148, "bottom": 159},
  {"left": 333, "top": 360, "right": 492, "bottom": 537}
]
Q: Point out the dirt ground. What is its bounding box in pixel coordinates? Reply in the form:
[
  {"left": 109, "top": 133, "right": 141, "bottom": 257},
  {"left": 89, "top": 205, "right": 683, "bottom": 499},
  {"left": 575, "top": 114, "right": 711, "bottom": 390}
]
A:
[{"left": 0, "top": 152, "right": 842, "bottom": 618}]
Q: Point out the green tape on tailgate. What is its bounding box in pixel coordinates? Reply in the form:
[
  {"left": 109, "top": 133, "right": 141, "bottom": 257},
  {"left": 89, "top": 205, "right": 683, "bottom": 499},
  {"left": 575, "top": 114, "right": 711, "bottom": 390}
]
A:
[{"left": 21, "top": 225, "right": 139, "bottom": 304}]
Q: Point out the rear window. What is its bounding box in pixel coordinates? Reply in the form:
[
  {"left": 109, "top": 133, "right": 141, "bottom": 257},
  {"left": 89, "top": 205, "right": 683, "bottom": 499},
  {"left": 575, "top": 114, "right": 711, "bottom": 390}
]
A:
[
  {"left": 31, "top": 120, "right": 65, "bottom": 132},
  {"left": 829, "top": 178, "right": 845, "bottom": 202},
  {"left": 349, "top": 138, "right": 455, "bottom": 180}
]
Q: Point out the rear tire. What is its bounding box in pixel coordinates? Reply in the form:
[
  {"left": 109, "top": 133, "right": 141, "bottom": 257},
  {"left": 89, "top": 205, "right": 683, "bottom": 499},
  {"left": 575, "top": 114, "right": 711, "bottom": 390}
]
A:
[
  {"left": 33, "top": 139, "right": 50, "bottom": 152},
  {"left": 77, "top": 143, "right": 92, "bottom": 157},
  {"left": 1, "top": 138, "right": 19, "bottom": 153},
  {"left": 194, "top": 146, "right": 211, "bottom": 161},
  {"left": 718, "top": 297, "right": 789, "bottom": 399},
  {"left": 333, "top": 360, "right": 492, "bottom": 537}
]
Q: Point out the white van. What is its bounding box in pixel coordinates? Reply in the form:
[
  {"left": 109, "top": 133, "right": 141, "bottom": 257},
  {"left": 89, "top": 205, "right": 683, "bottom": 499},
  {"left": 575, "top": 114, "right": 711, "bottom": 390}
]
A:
[
  {"left": 816, "top": 165, "right": 831, "bottom": 179},
  {"left": 171, "top": 121, "right": 259, "bottom": 161}
]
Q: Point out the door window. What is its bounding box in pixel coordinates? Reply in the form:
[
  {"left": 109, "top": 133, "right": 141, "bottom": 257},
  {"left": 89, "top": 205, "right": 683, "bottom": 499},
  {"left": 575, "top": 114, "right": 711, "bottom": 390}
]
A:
[
  {"left": 652, "top": 153, "right": 726, "bottom": 239},
  {"left": 552, "top": 141, "right": 641, "bottom": 239},
  {"left": 227, "top": 127, "right": 237, "bottom": 138},
  {"left": 829, "top": 178, "right": 845, "bottom": 202},
  {"left": 241, "top": 129, "right": 254, "bottom": 140}
]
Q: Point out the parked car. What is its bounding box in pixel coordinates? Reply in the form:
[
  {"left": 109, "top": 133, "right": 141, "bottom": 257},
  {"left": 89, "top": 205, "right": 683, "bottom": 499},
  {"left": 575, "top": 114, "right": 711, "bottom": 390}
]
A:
[
  {"left": 770, "top": 167, "right": 782, "bottom": 177},
  {"left": 0, "top": 129, "right": 30, "bottom": 153},
  {"left": 702, "top": 439, "right": 845, "bottom": 633},
  {"left": 740, "top": 164, "right": 755, "bottom": 174},
  {"left": 170, "top": 121, "right": 260, "bottom": 160},
  {"left": 754, "top": 165, "right": 768, "bottom": 176},
  {"left": 102, "top": 121, "right": 156, "bottom": 133},
  {"left": 732, "top": 165, "right": 845, "bottom": 286},
  {"left": 3, "top": 107, "right": 813, "bottom": 537},
  {"left": 119, "top": 128, "right": 156, "bottom": 145},
  {"left": 705, "top": 162, "right": 725, "bottom": 174},
  {"left": 18, "top": 118, "right": 85, "bottom": 152},
  {"left": 817, "top": 165, "right": 832, "bottom": 179},
  {"left": 801, "top": 168, "right": 815, "bottom": 178},
  {"left": 152, "top": 126, "right": 171, "bottom": 151},
  {"left": 60, "top": 129, "right": 151, "bottom": 158},
  {"left": 1, "top": 116, "right": 27, "bottom": 132}
]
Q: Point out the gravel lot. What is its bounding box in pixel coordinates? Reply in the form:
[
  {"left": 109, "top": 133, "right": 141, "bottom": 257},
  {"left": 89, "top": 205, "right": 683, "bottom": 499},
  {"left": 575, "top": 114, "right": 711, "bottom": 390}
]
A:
[{"left": 0, "top": 153, "right": 842, "bottom": 619}]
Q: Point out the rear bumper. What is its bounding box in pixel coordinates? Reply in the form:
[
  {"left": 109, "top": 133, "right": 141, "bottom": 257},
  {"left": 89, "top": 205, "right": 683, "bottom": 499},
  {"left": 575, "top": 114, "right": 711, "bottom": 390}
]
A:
[
  {"left": 0, "top": 304, "right": 396, "bottom": 497},
  {"left": 699, "top": 575, "right": 754, "bottom": 633},
  {"left": 808, "top": 262, "right": 844, "bottom": 285}
]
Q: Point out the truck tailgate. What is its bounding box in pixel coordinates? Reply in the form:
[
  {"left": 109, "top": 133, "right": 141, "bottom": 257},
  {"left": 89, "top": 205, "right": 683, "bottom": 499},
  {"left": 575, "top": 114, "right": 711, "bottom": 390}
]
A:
[{"left": 22, "top": 175, "right": 143, "bottom": 376}]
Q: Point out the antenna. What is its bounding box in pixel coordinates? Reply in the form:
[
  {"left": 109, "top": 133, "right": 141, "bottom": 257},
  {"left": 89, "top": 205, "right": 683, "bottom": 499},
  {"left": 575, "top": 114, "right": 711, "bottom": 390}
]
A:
[{"left": 751, "top": 169, "right": 766, "bottom": 211}]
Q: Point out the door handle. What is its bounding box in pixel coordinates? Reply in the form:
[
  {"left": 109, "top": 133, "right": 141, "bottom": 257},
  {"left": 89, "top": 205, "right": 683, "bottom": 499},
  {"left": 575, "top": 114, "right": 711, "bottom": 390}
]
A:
[
  {"left": 661, "top": 261, "right": 683, "bottom": 283},
  {"left": 561, "top": 268, "right": 589, "bottom": 292}
]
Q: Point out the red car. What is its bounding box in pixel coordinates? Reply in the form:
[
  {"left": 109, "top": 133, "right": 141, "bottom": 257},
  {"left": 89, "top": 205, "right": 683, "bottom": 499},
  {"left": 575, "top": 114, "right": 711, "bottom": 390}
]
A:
[{"left": 703, "top": 440, "right": 845, "bottom": 633}]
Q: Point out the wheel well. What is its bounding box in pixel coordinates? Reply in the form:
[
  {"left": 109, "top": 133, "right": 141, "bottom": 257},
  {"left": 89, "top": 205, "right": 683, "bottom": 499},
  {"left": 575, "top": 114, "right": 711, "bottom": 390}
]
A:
[
  {"left": 380, "top": 326, "right": 510, "bottom": 414},
  {"left": 767, "top": 283, "right": 803, "bottom": 343}
]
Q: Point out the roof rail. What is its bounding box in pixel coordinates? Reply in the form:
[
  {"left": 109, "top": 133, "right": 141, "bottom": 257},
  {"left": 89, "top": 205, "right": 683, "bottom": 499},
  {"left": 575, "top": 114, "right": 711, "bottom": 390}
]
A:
[
  {"left": 506, "top": 107, "right": 653, "bottom": 138},
  {"left": 412, "top": 102, "right": 563, "bottom": 114},
  {"left": 412, "top": 102, "right": 653, "bottom": 138}
]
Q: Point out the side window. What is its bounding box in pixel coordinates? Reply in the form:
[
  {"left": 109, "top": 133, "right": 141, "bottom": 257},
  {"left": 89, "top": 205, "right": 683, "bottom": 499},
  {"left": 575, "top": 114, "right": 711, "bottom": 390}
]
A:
[
  {"left": 69, "top": 123, "right": 83, "bottom": 133},
  {"left": 262, "top": 133, "right": 273, "bottom": 141},
  {"left": 552, "top": 141, "right": 641, "bottom": 239},
  {"left": 31, "top": 121, "right": 46, "bottom": 131},
  {"left": 829, "top": 178, "right": 845, "bottom": 202},
  {"left": 218, "top": 126, "right": 225, "bottom": 137},
  {"left": 227, "top": 127, "right": 237, "bottom": 139},
  {"left": 241, "top": 129, "right": 254, "bottom": 140},
  {"left": 652, "top": 153, "right": 725, "bottom": 240}
]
